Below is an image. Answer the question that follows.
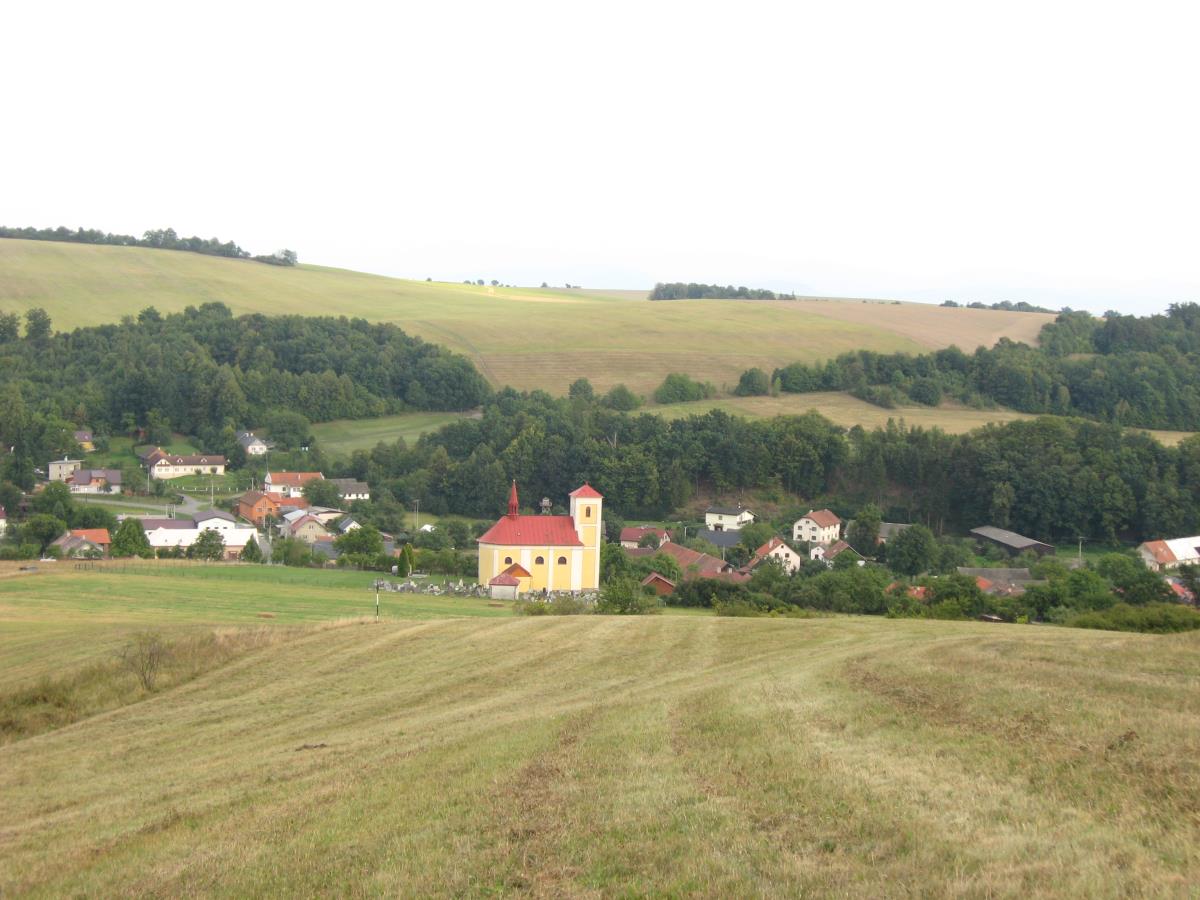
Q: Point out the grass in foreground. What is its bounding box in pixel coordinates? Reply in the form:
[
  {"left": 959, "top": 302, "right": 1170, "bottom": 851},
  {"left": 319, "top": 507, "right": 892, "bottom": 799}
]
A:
[{"left": 0, "top": 577, "right": 1197, "bottom": 894}]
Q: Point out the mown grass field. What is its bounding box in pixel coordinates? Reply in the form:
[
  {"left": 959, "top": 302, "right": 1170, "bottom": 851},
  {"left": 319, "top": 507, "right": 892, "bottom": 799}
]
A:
[
  {"left": 0, "top": 565, "right": 1198, "bottom": 895},
  {"left": 0, "top": 239, "right": 1053, "bottom": 396},
  {"left": 311, "top": 411, "right": 470, "bottom": 454}
]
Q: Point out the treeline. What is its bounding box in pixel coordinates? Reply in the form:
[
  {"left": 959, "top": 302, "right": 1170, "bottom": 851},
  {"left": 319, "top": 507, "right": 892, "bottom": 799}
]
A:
[
  {"left": 0, "top": 225, "right": 296, "bottom": 265},
  {"left": 765, "top": 305, "right": 1200, "bottom": 430},
  {"left": 940, "top": 299, "right": 1055, "bottom": 313},
  {"left": 337, "top": 386, "right": 1200, "bottom": 544},
  {"left": 0, "top": 303, "right": 490, "bottom": 486},
  {"left": 649, "top": 282, "right": 790, "bottom": 301}
]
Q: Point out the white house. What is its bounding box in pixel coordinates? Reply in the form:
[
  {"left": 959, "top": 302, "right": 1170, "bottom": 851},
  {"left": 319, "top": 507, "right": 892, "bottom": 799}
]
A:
[
  {"left": 264, "top": 471, "right": 324, "bottom": 499},
  {"left": 145, "top": 450, "right": 227, "bottom": 480},
  {"left": 237, "top": 431, "right": 270, "bottom": 456},
  {"left": 144, "top": 524, "right": 259, "bottom": 560},
  {"left": 747, "top": 536, "right": 805, "bottom": 575},
  {"left": 793, "top": 509, "right": 842, "bottom": 545},
  {"left": 329, "top": 478, "right": 370, "bottom": 502},
  {"left": 704, "top": 505, "right": 756, "bottom": 532},
  {"left": 49, "top": 458, "right": 83, "bottom": 482}
]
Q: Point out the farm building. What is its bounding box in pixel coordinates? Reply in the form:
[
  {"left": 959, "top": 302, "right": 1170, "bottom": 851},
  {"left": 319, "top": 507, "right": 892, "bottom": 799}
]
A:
[
  {"left": 1137, "top": 536, "right": 1200, "bottom": 572},
  {"left": 970, "top": 526, "right": 1055, "bottom": 557},
  {"left": 640, "top": 572, "right": 676, "bottom": 596},
  {"left": 619, "top": 526, "right": 670, "bottom": 549}
]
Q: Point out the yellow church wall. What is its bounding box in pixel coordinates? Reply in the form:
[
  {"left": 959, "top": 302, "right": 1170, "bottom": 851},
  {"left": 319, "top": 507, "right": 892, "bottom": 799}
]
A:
[{"left": 479, "top": 544, "right": 589, "bottom": 592}]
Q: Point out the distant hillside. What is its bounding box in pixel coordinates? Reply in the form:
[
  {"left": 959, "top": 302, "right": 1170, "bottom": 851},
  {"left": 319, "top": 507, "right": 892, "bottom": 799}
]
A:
[{"left": 0, "top": 239, "right": 1052, "bottom": 396}]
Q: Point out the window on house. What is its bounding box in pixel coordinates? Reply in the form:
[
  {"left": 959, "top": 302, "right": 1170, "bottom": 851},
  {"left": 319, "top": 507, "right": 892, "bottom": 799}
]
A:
[
  {"left": 535, "top": 556, "right": 545, "bottom": 565},
  {"left": 558, "top": 556, "right": 566, "bottom": 565}
]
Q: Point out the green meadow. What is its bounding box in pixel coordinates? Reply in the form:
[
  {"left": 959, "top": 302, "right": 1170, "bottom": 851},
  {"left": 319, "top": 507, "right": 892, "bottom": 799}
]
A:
[{"left": 0, "top": 565, "right": 1198, "bottom": 895}]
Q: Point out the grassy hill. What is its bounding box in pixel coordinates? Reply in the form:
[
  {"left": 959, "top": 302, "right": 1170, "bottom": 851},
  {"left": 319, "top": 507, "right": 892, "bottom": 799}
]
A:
[
  {"left": 0, "top": 239, "right": 1053, "bottom": 396},
  {"left": 1, "top": 566, "right": 1198, "bottom": 895}
]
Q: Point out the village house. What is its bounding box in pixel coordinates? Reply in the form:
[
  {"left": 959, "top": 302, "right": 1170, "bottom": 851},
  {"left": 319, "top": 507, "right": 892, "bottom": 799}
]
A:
[
  {"left": 328, "top": 478, "right": 370, "bottom": 503},
  {"left": 144, "top": 449, "right": 227, "bottom": 480},
  {"left": 704, "top": 505, "right": 755, "bottom": 532},
  {"left": 793, "top": 509, "right": 842, "bottom": 545},
  {"left": 264, "top": 471, "right": 324, "bottom": 499},
  {"left": 745, "top": 536, "right": 805, "bottom": 574},
  {"left": 1137, "top": 536, "right": 1200, "bottom": 572},
  {"left": 285, "top": 513, "right": 331, "bottom": 544},
  {"left": 619, "top": 526, "right": 670, "bottom": 549},
  {"left": 48, "top": 458, "right": 83, "bottom": 482},
  {"left": 73, "top": 430, "right": 96, "bottom": 453},
  {"left": 237, "top": 431, "right": 270, "bottom": 456},
  {"left": 66, "top": 468, "right": 122, "bottom": 494},
  {"left": 235, "top": 491, "right": 309, "bottom": 526},
  {"left": 625, "top": 540, "right": 748, "bottom": 583},
  {"left": 51, "top": 528, "right": 111, "bottom": 558},
  {"left": 477, "top": 482, "right": 602, "bottom": 593},
  {"left": 810, "top": 540, "right": 860, "bottom": 564}
]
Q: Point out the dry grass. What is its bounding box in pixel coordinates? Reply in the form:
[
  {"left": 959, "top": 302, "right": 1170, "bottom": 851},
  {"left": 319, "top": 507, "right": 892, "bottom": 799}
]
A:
[
  {"left": 0, "top": 602, "right": 1197, "bottom": 895},
  {"left": 649, "top": 392, "right": 1196, "bottom": 444},
  {"left": 0, "top": 240, "right": 1056, "bottom": 396}
]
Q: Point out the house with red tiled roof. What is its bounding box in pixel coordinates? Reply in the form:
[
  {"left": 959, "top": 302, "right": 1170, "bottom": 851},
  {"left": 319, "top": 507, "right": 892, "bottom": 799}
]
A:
[
  {"left": 745, "top": 536, "right": 805, "bottom": 575},
  {"left": 1137, "top": 536, "right": 1200, "bottom": 572},
  {"left": 264, "top": 471, "right": 324, "bottom": 499},
  {"left": 477, "top": 482, "right": 602, "bottom": 592},
  {"left": 626, "top": 541, "right": 748, "bottom": 584},
  {"left": 619, "top": 526, "right": 670, "bottom": 549},
  {"left": 793, "top": 509, "right": 842, "bottom": 545},
  {"left": 51, "top": 528, "right": 111, "bottom": 558},
  {"left": 810, "top": 539, "right": 861, "bottom": 565}
]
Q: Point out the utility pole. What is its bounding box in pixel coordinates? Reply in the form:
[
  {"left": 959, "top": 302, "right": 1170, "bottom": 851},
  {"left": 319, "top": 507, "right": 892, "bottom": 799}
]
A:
[{"left": 412, "top": 498, "right": 420, "bottom": 534}]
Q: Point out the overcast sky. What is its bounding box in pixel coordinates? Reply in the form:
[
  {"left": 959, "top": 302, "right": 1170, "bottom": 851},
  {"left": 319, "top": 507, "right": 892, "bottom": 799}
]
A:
[{"left": 4, "top": 1, "right": 1198, "bottom": 314}]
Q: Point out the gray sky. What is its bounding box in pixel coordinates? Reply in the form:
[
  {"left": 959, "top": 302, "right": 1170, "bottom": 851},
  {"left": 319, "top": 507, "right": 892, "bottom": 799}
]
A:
[{"left": 5, "top": 1, "right": 1198, "bottom": 314}]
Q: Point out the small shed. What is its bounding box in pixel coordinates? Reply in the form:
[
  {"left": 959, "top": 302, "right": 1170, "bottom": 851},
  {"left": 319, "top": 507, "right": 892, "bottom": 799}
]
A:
[
  {"left": 640, "top": 572, "right": 676, "bottom": 596},
  {"left": 489, "top": 572, "right": 521, "bottom": 600}
]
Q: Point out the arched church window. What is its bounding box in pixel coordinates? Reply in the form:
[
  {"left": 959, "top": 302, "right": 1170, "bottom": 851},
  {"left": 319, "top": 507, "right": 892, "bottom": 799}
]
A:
[
  {"left": 504, "top": 556, "right": 512, "bottom": 565},
  {"left": 557, "top": 556, "right": 566, "bottom": 565},
  {"left": 535, "top": 556, "right": 545, "bottom": 565},
  {"left": 585, "top": 507, "right": 592, "bottom": 517}
]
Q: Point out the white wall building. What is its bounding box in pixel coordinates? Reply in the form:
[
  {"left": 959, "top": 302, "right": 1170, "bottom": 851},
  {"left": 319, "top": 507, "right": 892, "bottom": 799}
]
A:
[{"left": 793, "top": 509, "right": 842, "bottom": 545}]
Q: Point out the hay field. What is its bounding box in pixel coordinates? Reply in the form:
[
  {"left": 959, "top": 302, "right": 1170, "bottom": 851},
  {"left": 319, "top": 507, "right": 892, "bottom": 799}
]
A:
[
  {"left": 311, "top": 411, "right": 469, "bottom": 454},
  {"left": 0, "top": 239, "right": 1054, "bottom": 395},
  {"left": 1, "top": 567, "right": 1198, "bottom": 895}
]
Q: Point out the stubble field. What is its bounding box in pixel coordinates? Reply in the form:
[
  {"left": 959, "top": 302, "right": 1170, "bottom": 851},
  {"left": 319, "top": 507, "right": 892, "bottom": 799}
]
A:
[{"left": 0, "top": 565, "right": 1197, "bottom": 896}]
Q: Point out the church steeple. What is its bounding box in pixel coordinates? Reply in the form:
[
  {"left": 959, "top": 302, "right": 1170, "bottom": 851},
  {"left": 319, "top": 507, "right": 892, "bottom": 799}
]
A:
[{"left": 507, "top": 480, "right": 519, "bottom": 517}]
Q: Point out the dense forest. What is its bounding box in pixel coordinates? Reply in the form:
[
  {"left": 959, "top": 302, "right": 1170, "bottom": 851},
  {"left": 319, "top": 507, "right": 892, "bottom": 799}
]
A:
[
  {"left": 0, "top": 225, "right": 296, "bottom": 266},
  {"left": 335, "top": 386, "right": 1200, "bottom": 544},
  {"left": 765, "top": 305, "right": 1200, "bottom": 430},
  {"left": 940, "top": 299, "right": 1055, "bottom": 313},
  {"left": 649, "top": 282, "right": 790, "bottom": 301},
  {"left": 0, "top": 303, "right": 490, "bottom": 485}
]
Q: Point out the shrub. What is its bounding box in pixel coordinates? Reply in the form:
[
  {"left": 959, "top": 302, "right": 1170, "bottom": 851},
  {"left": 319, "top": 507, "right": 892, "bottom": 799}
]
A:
[
  {"left": 514, "top": 595, "right": 593, "bottom": 616},
  {"left": 597, "top": 577, "right": 661, "bottom": 615},
  {"left": 1067, "top": 603, "right": 1200, "bottom": 634},
  {"left": 118, "top": 632, "right": 171, "bottom": 691},
  {"left": 653, "top": 373, "right": 713, "bottom": 404}
]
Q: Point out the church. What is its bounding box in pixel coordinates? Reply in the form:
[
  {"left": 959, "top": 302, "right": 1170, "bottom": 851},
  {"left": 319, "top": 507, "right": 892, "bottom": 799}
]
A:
[{"left": 477, "top": 482, "right": 603, "bottom": 593}]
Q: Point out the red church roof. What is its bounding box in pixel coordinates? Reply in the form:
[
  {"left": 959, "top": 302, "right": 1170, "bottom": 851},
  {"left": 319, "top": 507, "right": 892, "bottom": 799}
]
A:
[
  {"left": 478, "top": 482, "right": 583, "bottom": 547},
  {"left": 478, "top": 516, "right": 582, "bottom": 547},
  {"left": 569, "top": 483, "right": 603, "bottom": 499}
]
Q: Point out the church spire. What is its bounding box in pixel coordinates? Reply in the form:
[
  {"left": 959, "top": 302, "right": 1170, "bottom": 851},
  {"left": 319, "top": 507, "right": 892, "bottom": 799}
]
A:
[{"left": 507, "top": 480, "right": 519, "bottom": 517}]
